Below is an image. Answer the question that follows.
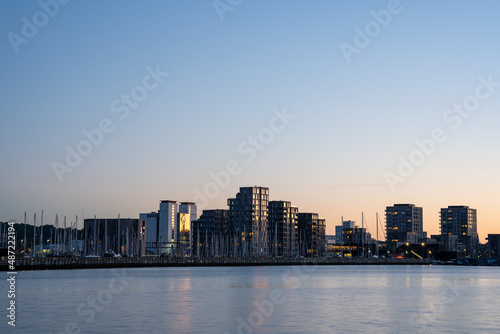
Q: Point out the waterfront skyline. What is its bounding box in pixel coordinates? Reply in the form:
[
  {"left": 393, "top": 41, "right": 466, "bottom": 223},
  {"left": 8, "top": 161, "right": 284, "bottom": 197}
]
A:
[
  {"left": 3, "top": 189, "right": 494, "bottom": 245},
  {"left": 2, "top": 1, "right": 500, "bottom": 243}
]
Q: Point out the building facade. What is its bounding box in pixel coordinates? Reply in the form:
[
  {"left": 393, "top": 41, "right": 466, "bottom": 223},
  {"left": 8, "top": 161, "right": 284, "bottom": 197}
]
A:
[
  {"left": 268, "top": 201, "right": 299, "bottom": 257},
  {"left": 228, "top": 186, "right": 269, "bottom": 257},
  {"left": 440, "top": 205, "right": 478, "bottom": 256},
  {"left": 386, "top": 204, "right": 426, "bottom": 252},
  {"left": 342, "top": 227, "right": 372, "bottom": 257},
  {"left": 487, "top": 234, "right": 500, "bottom": 257},
  {"left": 140, "top": 201, "right": 197, "bottom": 256},
  {"left": 431, "top": 234, "right": 459, "bottom": 252},
  {"left": 335, "top": 220, "right": 357, "bottom": 245},
  {"left": 191, "top": 209, "right": 231, "bottom": 257},
  {"left": 139, "top": 212, "right": 158, "bottom": 255},
  {"left": 185, "top": 186, "right": 328, "bottom": 259},
  {"left": 177, "top": 202, "right": 196, "bottom": 256},
  {"left": 298, "top": 213, "right": 326, "bottom": 257}
]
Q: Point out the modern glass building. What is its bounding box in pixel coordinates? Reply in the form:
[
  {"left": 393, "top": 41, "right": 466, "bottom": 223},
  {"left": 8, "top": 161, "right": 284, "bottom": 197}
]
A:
[
  {"left": 386, "top": 204, "right": 426, "bottom": 252},
  {"left": 440, "top": 205, "right": 478, "bottom": 256},
  {"left": 268, "top": 201, "right": 299, "bottom": 257},
  {"left": 228, "top": 186, "right": 269, "bottom": 257},
  {"left": 298, "top": 213, "right": 326, "bottom": 257}
]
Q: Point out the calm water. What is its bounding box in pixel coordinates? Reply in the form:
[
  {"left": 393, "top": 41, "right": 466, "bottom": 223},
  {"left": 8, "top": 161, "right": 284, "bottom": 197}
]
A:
[{"left": 2, "top": 265, "right": 500, "bottom": 333}]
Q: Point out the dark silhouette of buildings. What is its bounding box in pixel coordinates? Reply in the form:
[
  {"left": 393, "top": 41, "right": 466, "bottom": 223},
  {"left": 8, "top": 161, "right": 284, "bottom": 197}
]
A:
[
  {"left": 228, "top": 186, "right": 270, "bottom": 257},
  {"left": 440, "top": 205, "right": 478, "bottom": 257},
  {"left": 487, "top": 234, "right": 500, "bottom": 257},
  {"left": 386, "top": 204, "right": 426, "bottom": 253},
  {"left": 191, "top": 209, "right": 230, "bottom": 257},
  {"left": 269, "top": 201, "right": 299, "bottom": 257},
  {"left": 190, "top": 186, "right": 326, "bottom": 258},
  {"left": 298, "top": 213, "right": 326, "bottom": 257}
]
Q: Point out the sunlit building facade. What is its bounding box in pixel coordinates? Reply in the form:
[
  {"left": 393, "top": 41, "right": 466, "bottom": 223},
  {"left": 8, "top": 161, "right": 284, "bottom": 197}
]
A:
[{"left": 140, "top": 201, "right": 197, "bottom": 256}]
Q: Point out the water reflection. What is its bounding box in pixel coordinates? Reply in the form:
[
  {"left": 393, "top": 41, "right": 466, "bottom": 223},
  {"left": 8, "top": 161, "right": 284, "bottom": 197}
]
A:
[{"left": 9, "top": 266, "right": 500, "bottom": 333}]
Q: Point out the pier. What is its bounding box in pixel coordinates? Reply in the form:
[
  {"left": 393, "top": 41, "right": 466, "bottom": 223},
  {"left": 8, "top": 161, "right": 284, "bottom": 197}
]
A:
[{"left": 1, "top": 256, "right": 430, "bottom": 271}]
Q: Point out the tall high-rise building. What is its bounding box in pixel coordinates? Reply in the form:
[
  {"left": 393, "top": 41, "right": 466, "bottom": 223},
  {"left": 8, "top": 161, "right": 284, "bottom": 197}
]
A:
[
  {"left": 268, "top": 201, "right": 299, "bottom": 257},
  {"left": 440, "top": 205, "right": 478, "bottom": 256},
  {"left": 298, "top": 213, "right": 326, "bottom": 257},
  {"left": 440, "top": 206, "right": 477, "bottom": 237},
  {"left": 179, "top": 202, "right": 197, "bottom": 227},
  {"left": 159, "top": 200, "right": 178, "bottom": 245},
  {"left": 228, "top": 186, "right": 269, "bottom": 257},
  {"left": 177, "top": 202, "right": 196, "bottom": 255},
  {"left": 386, "top": 204, "right": 426, "bottom": 252}
]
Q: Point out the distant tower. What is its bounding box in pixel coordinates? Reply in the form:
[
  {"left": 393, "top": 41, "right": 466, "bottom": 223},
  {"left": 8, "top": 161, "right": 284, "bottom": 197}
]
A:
[
  {"left": 386, "top": 204, "right": 425, "bottom": 253},
  {"left": 159, "top": 200, "right": 178, "bottom": 245},
  {"left": 180, "top": 202, "right": 197, "bottom": 225},
  {"left": 139, "top": 211, "right": 159, "bottom": 255},
  {"left": 440, "top": 205, "right": 478, "bottom": 256}
]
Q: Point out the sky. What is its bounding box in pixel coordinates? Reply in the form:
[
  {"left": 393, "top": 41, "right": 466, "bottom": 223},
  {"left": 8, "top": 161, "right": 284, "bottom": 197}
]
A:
[{"left": 1, "top": 0, "right": 499, "bottom": 242}]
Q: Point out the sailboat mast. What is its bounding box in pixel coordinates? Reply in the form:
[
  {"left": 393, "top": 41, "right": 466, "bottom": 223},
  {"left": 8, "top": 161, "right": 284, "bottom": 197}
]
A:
[
  {"left": 341, "top": 216, "right": 344, "bottom": 258},
  {"left": 41, "top": 210, "right": 44, "bottom": 257},
  {"left": 93, "top": 215, "right": 97, "bottom": 256},
  {"left": 118, "top": 214, "right": 121, "bottom": 256},
  {"left": 376, "top": 212, "right": 379, "bottom": 257},
  {"left": 104, "top": 219, "right": 108, "bottom": 253},
  {"left": 75, "top": 215, "right": 78, "bottom": 254},
  {"left": 33, "top": 213, "right": 37, "bottom": 257},
  {"left": 55, "top": 214, "right": 59, "bottom": 254},
  {"left": 361, "top": 212, "right": 364, "bottom": 258},
  {"left": 64, "top": 216, "right": 67, "bottom": 253},
  {"left": 24, "top": 212, "right": 27, "bottom": 255}
]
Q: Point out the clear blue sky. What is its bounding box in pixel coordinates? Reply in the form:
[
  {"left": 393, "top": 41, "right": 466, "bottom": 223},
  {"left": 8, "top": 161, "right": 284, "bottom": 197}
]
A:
[{"left": 1, "top": 0, "right": 500, "bottom": 241}]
